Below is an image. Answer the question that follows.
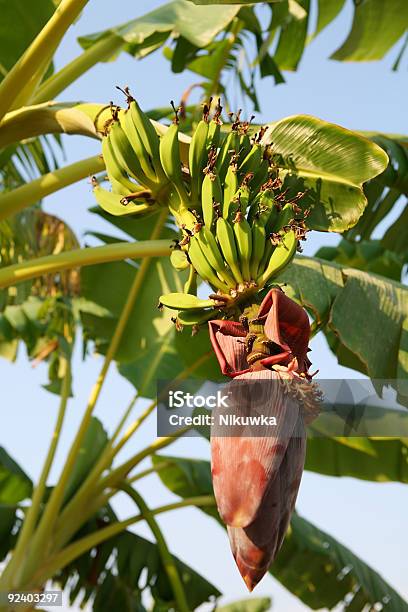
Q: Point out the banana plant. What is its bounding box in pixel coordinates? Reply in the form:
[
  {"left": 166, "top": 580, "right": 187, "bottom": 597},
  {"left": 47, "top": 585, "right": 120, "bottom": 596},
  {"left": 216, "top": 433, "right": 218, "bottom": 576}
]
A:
[{"left": 0, "top": 0, "right": 407, "bottom": 610}]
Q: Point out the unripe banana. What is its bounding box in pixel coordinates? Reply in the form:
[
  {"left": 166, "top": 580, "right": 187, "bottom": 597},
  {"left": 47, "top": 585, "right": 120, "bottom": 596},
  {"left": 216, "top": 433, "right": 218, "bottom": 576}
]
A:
[
  {"left": 108, "top": 121, "right": 156, "bottom": 191},
  {"left": 257, "top": 230, "right": 297, "bottom": 286},
  {"left": 189, "top": 116, "right": 209, "bottom": 206},
  {"left": 250, "top": 218, "right": 266, "bottom": 280},
  {"left": 126, "top": 94, "right": 166, "bottom": 181},
  {"left": 120, "top": 108, "right": 158, "bottom": 184},
  {"left": 233, "top": 213, "right": 252, "bottom": 281},
  {"left": 223, "top": 162, "right": 238, "bottom": 219},
  {"left": 239, "top": 142, "right": 262, "bottom": 177},
  {"left": 176, "top": 308, "right": 214, "bottom": 327},
  {"left": 101, "top": 136, "right": 138, "bottom": 196},
  {"left": 195, "top": 227, "right": 236, "bottom": 289},
  {"left": 201, "top": 172, "right": 222, "bottom": 230},
  {"left": 258, "top": 239, "right": 273, "bottom": 274},
  {"left": 188, "top": 236, "right": 229, "bottom": 292},
  {"left": 216, "top": 217, "right": 244, "bottom": 284},
  {"left": 216, "top": 130, "right": 239, "bottom": 182},
  {"left": 206, "top": 98, "right": 222, "bottom": 151},
  {"left": 93, "top": 183, "right": 151, "bottom": 216},
  {"left": 206, "top": 118, "right": 221, "bottom": 151},
  {"left": 183, "top": 265, "right": 197, "bottom": 295},
  {"left": 249, "top": 188, "right": 277, "bottom": 229},
  {"left": 159, "top": 116, "right": 189, "bottom": 206},
  {"left": 170, "top": 248, "right": 189, "bottom": 271},
  {"left": 250, "top": 159, "right": 269, "bottom": 192},
  {"left": 274, "top": 202, "right": 295, "bottom": 232},
  {"left": 239, "top": 133, "right": 251, "bottom": 160},
  {"left": 159, "top": 292, "right": 216, "bottom": 310}
]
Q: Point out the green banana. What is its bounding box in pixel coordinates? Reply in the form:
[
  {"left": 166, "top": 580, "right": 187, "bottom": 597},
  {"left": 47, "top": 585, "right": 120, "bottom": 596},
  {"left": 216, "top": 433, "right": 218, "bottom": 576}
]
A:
[
  {"left": 183, "top": 265, "right": 197, "bottom": 295},
  {"left": 93, "top": 183, "right": 151, "bottom": 216},
  {"left": 206, "top": 98, "right": 222, "bottom": 151},
  {"left": 188, "top": 236, "right": 229, "bottom": 292},
  {"left": 233, "top": 214, "right": 252, "bottom": 281},
  {"left": 258, "top": 239, "right": 273, "bottom": 275},
  {"left": 170, "top": 248, "right": 189, "bottom": 271},
  {"left": 159, "top": 292, "right": 216, "bottom": 310},
  {"left": 189, "top": 115, "right": 209, "bottom": 206},
  {"left": 250, "top": 218, "right": 266, "bottom": 280},
  {"left": 108, "top": 121, "right": 156, "bottom": 191},
  {"left": 101, "top": 136, "right": 138, "bottom": 196},
  {"left": 257, "top": 230, "right": 297, "bottom": 286},
  {"left": 201, "top": 172, "right": 222, "bottom": 229},
  {"left": 250, "top": 159, "right": 269, "bottom": 192},
  {"left": 159, "top": 117, "right": 189, "bottom": 205},
  {"left": 120, "top": 108, "right": 157, "bottom": 184},
  {"left": 223, "top": 162, "right": 238, "bottom": 219},
  {"left": 216, "top": 217, "right": 244, "bottom": 285},
  {"left": 195, "top": 227, "right": 236, "bottom": 288},
  {"left": 176, "top": 308, "right": 214, "bottom": 327},
  {"left": 274, "top": 202, "right": 295, "bottom": 232},
  {"left": 125, "top": 92, "right": 166, "bottom": 181},
  {"left": 239, "top": 142, "right": 262, "bottom": 177},
  {"left": 216, "top": 130, "right": 239, "bottom": 182},
  {"left": 207, "top": 118, "right": 221, "bottom": 151},
  {"left": 239, "top": 132, "right": 251, "bottom": 160},
  {"left": 248, "top": 188, "right": 277, "bottom": 229}
]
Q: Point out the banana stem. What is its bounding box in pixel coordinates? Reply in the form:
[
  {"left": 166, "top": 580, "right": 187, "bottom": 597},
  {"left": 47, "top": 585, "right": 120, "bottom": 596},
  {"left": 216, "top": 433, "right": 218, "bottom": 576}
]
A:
[
  {"left": 121, "top": 484, "right": 190, "bottom": 612},
  {"left": 0, "top": 0, "right": 90, "bottom": 122},
  {"left": 127, "top": 461, "right": 172, "bottom": 484},
  {"left": 0, "top": 239, "right": 172, "bottom": 290},
  {"left": 32, "top": 35, "right": 122, "bottom": 104},
  {"left": 48, "top": 212, "right": 169, "bottom": 551},
  {"left": 100, "top": 431, "right": 190, "bottom": 492},
  {"left": 0, "top": 155, "right": 105, "bottom": 222},
  {"left": 17, "top": 212, "right": 169, "bottom": 586},
  {"left": 53, "top": 355, "right": 211, "bottom": 548},
  {"left": 0, "top": 360, "right": 71, "bottom": 590},
  {"left": 32, "top": 496, "right": 216, "bottom": 586}
]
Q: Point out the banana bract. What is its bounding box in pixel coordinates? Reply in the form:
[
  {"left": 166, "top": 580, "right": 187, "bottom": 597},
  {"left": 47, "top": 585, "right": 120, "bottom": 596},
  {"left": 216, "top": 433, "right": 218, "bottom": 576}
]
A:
[{"left": 209, "top": 289, "right": 319, "bottom": 590}]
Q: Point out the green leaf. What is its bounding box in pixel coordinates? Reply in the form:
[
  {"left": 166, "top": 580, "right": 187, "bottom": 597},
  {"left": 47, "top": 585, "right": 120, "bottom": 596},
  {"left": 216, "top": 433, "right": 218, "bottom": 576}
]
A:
[
  {"left": 63, "top": 417, "right": 108, "bottom": 504},
  {"left": 277, "top": 256, "right": 408, "bottom": 389},
  {"left": 0, "top": 447, "right": 33, "bottom": 504},
  {"left": 315, "top": 238, "right": 405, "bottom": 281},
  {"left": 306, "top": 437, "right": 408, "bottom": 483},
  {"left": 0, "top": 504, "right": 18, "bottom": 561},
  {"left": 154, "top": 454, "right": 408, "bottom": 610},
  {"left": 0, "top": 0, "right": 55, "bottom": 84},
  {"left": 80, "top": 255, "right": 184, "bottom": 365},
  {"left": 56, "top": 505, "right": 221, "bottom": 611},
  {"left": 332, "top": 0, "right": 408, "bottom": 62},
  {"left": 120, "top": 324, "right": 221, "bottom": 399},
  {"left": 273, "top": 513, "right": 408, "bottom": 611},
  {"left": 313, "top": 0, "right": 346, "bottom": 37},
  {"left": 217, "top": 599, "right": 272, "bottom": 612},
  {"left": 274, "top": 0, "right": 310, "bottom": 71},
  {"left": 263, "top": 115, "right": 389, "bottom": 232},
  {"left": 78, "top": 0, "right": 239, "bottom": 53}
]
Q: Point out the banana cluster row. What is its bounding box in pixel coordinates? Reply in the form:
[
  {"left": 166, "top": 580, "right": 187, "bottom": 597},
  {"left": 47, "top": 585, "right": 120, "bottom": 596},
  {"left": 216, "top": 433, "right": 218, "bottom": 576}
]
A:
[
  {"left": 93, "top": 87, "right": 171, "bottom": 217},
  {"left": 161, "top": 106, "right": 308, "bottom": 325}
]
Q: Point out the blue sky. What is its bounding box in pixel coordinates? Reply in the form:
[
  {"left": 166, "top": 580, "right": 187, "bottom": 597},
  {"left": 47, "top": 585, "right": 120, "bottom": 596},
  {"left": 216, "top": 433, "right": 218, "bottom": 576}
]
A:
[{"left": 1, "top": 0, "right": 407, "bottom": 609}]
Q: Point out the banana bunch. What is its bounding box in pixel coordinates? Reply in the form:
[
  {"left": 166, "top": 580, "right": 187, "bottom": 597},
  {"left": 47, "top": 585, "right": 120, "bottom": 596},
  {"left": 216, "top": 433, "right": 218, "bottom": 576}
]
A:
[{"left": 92, "top": 93, "right": 309, "bottom": 331}]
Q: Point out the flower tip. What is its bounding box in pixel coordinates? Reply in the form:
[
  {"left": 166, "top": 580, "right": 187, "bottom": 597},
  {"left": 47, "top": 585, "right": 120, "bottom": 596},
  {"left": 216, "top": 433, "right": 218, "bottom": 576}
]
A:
[{"left": 235, "top": 559, "right": 265, "bottom": 592}]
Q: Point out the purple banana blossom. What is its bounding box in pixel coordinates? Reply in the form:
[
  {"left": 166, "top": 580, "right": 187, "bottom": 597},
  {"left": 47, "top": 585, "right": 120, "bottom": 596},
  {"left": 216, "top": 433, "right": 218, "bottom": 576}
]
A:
[{"left": 208, "top": 288, "right": 314, "bottom": 590}]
